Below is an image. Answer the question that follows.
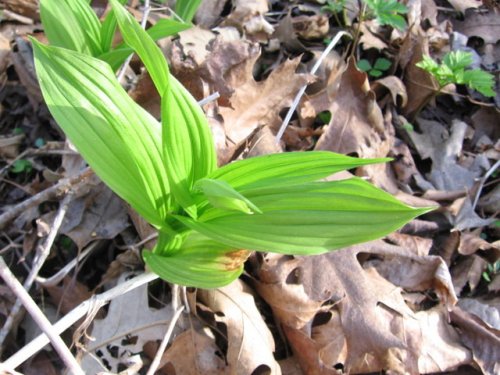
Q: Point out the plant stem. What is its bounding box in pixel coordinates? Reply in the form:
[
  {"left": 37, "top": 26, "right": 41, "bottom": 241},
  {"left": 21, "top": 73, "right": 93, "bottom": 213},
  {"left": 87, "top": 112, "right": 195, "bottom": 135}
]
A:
[
  {"left": 348, "top": 1, "right": 366, "bottom": 59},
  {"left": 4, "top": 272, "right": 159, "bottom": 370}
]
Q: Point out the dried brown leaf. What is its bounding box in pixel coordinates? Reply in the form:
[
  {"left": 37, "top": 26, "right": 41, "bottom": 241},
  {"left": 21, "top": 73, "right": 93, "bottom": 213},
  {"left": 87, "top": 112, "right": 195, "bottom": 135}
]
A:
[
  {"left": 44, "top": 276, "right": 92, "bottom": 315},
  {"left": 81, "top": 274, "right": 179, "bottom": 374},
  {"left": 49, "top": 183, "right": 129, "bottom": 250},
  {"left": 400, "top": 34, "right": 439, "bottom": 120},
  {"left": 451, "top": 307, "right": 500, "bottom": 375},
  {"left": 254, "top": 240, "right": 466, "bottom": 374},
  {"left": 198, "top": 279, "right": 281, "bottom": 375},
  {"left": 148, "top": 328, "right": 228, "bottom": 374},
  {"left": 315, "top": 57, "right": 386, "bottom": 157},
  {"left": 219, "top": 56, "right": 312, "bottom": 144}
]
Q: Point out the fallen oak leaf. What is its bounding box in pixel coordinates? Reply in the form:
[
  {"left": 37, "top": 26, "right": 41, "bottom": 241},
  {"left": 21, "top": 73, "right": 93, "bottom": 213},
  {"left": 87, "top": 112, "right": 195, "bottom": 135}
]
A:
[
  {"left": 220, "top": 55, "right": 313, "bottom": 144},
  {"left": 314, "top": 57, "right": 386, "bottom": 158},
  {"left": 254, "top": 240, "right": 468, "bottom": 374},
  {"left": 198, "top": 279, "right": 281, "bottom": 375}
]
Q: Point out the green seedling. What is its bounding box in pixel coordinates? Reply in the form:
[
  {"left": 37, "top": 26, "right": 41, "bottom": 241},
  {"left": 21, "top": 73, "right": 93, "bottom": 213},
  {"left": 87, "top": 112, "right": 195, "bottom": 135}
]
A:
[
  {"left": 322, "top": 0, "right": 408, "bottom": 30},
  {"left": 11, "top": 159, "right": 32, "bottom": 174},
  {"left": 33, "top": 0, "right": 431, "bottom": 288},
  {"left": 321, "top": 0, "right": 347, "bottom": 14},
  {"left": 482, "top": 261, "right": 499, "bottom": 283},
  {"left": 363, "top": 0, "right": 408, "bottom": 30},
  {"left": 357, "top": 57, "right": 391, "bottom": 77},
  {"left": 416, "top": 50, "right": 495, "bottom": 97}
]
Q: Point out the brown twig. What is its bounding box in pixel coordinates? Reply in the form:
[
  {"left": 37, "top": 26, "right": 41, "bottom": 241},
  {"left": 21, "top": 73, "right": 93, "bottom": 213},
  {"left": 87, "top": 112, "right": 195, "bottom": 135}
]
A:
[
  {"left": 0, "top": 168, "right": 92, "bottom": 230},
  {"left": 0, "top": 192, "right": 74, "bottom": 348},
  {"left": 0, "top": 257, "right": 84, "bottom": 375}
]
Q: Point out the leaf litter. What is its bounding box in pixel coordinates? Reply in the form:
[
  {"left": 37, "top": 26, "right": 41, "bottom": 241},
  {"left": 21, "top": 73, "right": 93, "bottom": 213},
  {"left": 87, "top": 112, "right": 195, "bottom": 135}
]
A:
[{"left": 0, "top": 0, "right": 498, "bottom": 374}]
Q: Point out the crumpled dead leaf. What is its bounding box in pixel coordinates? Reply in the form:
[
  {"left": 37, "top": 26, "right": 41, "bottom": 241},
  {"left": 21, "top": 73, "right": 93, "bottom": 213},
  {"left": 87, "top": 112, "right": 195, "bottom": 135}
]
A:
[
  {"left": 222, "top": 0, "right": 274, "bottom": 40},
  {"left": 81, "top": 274, "right": 180, "bottom": 374},
  {"left": 219, "top": 55, "right": 312, "bottom": 144},
  {"left": 44, "top": 276, "right": 92, "bottom": 315},
  {"left": 409, "top": 119, "right": 489, "bottom": 192},
  {"left": 144, "top": 328, "right": 227, "bottom": 374},
  {"left": 447, "top": 0, "right": 483, "bottom": 14},
  {"left": 400, "top": 33, "right": 439, "bottom": 120},
  {"left": 314, "top": 57, "right": 386, "bottom": 158},
  {"left": 198, "top": 279, "right": 281, "bottom": 375},
  {"left": 254, "top": 240, "right": 469, "bottom": 374},
  {"left": 454, "top": 9, "right": 500, "bottom": 44},
  {"left": 39, "top": 183, "right": 130, "bottom": 250},
  {"left": 451, "top": 306, "right": 500, "bottom": 375}
]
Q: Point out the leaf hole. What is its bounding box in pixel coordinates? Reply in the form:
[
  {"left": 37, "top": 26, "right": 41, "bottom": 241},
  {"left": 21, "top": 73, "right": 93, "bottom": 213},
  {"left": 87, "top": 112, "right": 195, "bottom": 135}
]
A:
[
  {"left": 106, "top": 344, "right": 119, "bottom": 358},
  {"left": 285, "top": 267, "right": 302, "bottom": 285},
  {"left": 251, "top": 364, "right": 271, "bottom": 375},
  {"left": 312, "top": 311, "right": 332, "bottom": 327}
]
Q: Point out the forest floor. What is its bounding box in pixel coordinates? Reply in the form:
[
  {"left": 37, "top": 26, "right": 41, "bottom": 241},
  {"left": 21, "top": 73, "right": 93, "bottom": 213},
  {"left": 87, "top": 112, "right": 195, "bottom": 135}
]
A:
[{"left": 0, "top": 0, "right": 499, "bottom": 374}]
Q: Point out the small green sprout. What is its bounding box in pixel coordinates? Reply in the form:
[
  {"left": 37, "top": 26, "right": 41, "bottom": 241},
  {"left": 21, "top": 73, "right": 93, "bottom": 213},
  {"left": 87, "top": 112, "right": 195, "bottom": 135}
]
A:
[
  {"left": 482, "top": 261, "right": 499, "bottom": 283},
  {"left": 363, "top": 0, "right": 408, "bottom": 30},
  {"left": 357, "top": 57, "right": 392, "bottom": 77},
  {"left": 321, "top": 0, "right": 347, "bottom": 14},
  {"left": 416, "top": 51, "right": 496, "bottom": 97},
  {"left": 11, "top": 159, "right": 32, "bottom": 174}
]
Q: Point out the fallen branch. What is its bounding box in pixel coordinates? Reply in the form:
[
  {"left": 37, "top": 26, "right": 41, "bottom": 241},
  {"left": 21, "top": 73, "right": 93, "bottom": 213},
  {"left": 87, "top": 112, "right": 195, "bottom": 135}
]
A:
[
  {"left": 0, "top": 167, "right": 93, "bottom": 230},
  {"left": 0, "top": 257, "right": 84, "bottom": 375},
  {"left": 4, "top": 272, "right": 159, "bottom": 370},
  {"left": 0, "top": 192, "right": 73, "bottom": 347}
]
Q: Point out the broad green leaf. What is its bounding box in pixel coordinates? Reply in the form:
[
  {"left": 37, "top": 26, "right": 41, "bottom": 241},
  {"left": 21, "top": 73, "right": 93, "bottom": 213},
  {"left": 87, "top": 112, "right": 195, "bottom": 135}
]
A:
[
  {"left": 32, "top": 41, "right": 171, "bottom": 227},
  {"left": 99, "top": 18, "right": 191, "bottom": 71},
  {"left": 373, "top": 57, "right": 391, "bottom": 71},
  {"left": 364, "top": 0, "right": 408, "bottom": 30},
  {"left": 357, "top": 59, "right": 372, "bottom": 72},
  {"left": 177, "top": 178, "right": 433, "bottom": 255},
  {"left": 162, "top": 81, "right": 217, "bottom": 218},
  {"left": 443, "top": 50, "right": 473, "bottom": 71},
  {"left": 110, "top": 0, "right": 217, "bottom": 216},
  {"left": 207, "top": 151, "right": 390, "bottom": 191},
  {"left": 110, "top": 0, "right": 170, "bottom": 93},
  {"left": 462, "top": 69, "right": 496, "bottom": 97},
  {"left": 175, "top": 0, "right": 202, "bottom": 23},
  {"left": 40, "top": 0, "right": 103, "bottom": 55},
  {"left": 143, "top": 231, "right": 245, "bottom": 288},
  {"left": 195, "top": 178, "right": 262, "bottom": 215}
]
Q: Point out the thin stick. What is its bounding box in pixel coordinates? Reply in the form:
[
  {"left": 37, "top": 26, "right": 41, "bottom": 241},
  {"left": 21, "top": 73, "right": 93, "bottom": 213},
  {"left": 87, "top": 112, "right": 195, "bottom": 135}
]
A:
[
  {"left": 471, "top": 159, "right": 500, "bottom": 210},
  {"left": 4, "top": 272, "right": 159, "bottom": 370},
  {"left": 35, "top": 241, "right": 99, "bottom": 287},
  {"left": 198, "top": 92, "right": 220, "bottom": 107},
  {"left": 146, "top": 305, "right": 185, "bottom": 375},
  {"left": 0, "top": 192, "right": 73, "bottom": 347},
  {"left": 0, "top": 168, "right": 92, "bottom": 230},
  {"left": 275, "top": 31, "right": 351, "bottom": 144},
  {"left": 117, "top": 0, "right": 151, "bottom": 83},
  {"left": 0, "top": 257, "right": 85, "bottom": 375}
]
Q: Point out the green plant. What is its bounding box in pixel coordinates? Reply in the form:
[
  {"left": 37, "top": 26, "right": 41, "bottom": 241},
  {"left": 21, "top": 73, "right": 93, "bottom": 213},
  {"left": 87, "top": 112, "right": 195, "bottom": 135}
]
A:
[
  {"left": 321, "top": 0, "right": 347, "bottom": 14},
  {"left": 322, "top": 0, "right": 408, "bottom": 30},
  {"left": 11, "top": 159, "right": 32, "bottom": 174},
  {"left": 175, "top": 0, "right": 202, "bottom": 23},
  {"left": 39, "top": 0, "right": 190, "bottom": 70},
  {"left": 416, "top": 50, "right": 495, "bottom": 97},
  {"left": 482, "top": 261, "right": 499, "bottom": 283},
  {"left": 363, "top": 0, "right": 408, "bottom": 30},
  {"left": 32, "top": 0, "right": 431, "bottom": 288},
  {"left": 357, "top": 57, "right": 391, "bottom": 77}
]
